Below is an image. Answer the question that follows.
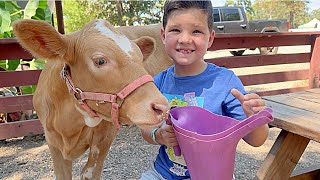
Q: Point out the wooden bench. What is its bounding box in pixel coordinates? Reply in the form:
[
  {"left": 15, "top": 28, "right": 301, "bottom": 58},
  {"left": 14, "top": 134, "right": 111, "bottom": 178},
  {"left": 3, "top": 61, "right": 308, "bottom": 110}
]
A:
[{"left": 1, "top": 29, "right": 319, "bottom": 179}]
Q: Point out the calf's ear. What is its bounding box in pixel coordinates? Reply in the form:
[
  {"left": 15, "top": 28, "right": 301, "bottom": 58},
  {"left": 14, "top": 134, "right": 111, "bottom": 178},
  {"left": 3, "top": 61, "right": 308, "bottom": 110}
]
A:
[
  {"left": 133, "top": 36, "right": 155, "bottom": 62},
  {"left": 13, "top": 19, "right": 68, "bottom": 62}
]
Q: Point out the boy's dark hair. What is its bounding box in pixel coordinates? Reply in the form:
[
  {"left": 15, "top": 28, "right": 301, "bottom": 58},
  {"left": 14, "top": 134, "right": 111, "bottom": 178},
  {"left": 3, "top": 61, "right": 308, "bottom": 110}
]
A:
[{"left": 162, "top": 0, "right": 213, "bottom": 31}]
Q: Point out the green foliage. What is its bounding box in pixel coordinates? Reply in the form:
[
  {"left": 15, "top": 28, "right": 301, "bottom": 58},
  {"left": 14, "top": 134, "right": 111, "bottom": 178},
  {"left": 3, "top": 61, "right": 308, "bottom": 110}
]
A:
[
  {"left": 0, "top": 1, "right": 22, "bottom": 37},
  {"left": 311, "top": 8, "right": 320, "bottom": 20},
  {"left": 29, "top": 0, "right": 52, "bottom": 22},
  {"left": 223, "top": 0, "right": 312, "bottom": 27},
  {"left": 0, "top": 0, "right": 52, "bottom": 37},
  {"left": 252, "top": 0, "right": 310, "bottom": 28},
  {"left": 62, "top": 0, "right": 164, "bottom": 33},
  {"left": 62, "top": 0, "right": 96, "bottom": 32},
  {"left": 26, "top": 59, "right": 46, "bottom": 70},
  {"left": 0, "top": 60, "right": 18, "bottom": 71},
  {"left": 20, "top": 85, "right": 37, "bottom": 95}
]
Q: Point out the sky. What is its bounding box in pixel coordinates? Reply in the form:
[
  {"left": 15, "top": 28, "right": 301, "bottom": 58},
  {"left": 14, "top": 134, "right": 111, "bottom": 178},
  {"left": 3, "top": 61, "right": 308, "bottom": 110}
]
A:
[{"left": 211, "top": 0, "right": 320, "bottom": 12}]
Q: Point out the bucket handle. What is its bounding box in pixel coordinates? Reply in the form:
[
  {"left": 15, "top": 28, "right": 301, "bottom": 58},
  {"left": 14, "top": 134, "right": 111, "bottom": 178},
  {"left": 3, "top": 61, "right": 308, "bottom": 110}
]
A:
[{"left": 166, "top": 118, "right": 182, "bottom": 156}]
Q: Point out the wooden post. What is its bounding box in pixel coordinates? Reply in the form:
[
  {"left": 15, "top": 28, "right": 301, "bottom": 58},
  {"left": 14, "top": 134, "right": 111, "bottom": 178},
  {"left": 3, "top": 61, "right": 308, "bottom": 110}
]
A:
[
  {"left": 55, "top": 0, "right": 65, "bottom": 34},
  {"left": 309, "top": 36, "right": 320, "bottom": 88}
]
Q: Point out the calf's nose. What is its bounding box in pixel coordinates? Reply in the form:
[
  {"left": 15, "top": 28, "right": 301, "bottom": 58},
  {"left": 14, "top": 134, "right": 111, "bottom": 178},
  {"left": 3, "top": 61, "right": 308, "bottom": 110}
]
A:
[{"left": 152, "top": 102, "right": 170, "bottom": 122}]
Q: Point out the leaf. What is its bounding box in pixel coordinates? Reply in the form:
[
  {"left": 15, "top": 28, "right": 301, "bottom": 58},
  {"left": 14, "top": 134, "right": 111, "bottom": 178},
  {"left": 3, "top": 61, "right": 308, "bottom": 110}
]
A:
[
  {"left": 33, "top": 0, "right": 52, "bottom": 23},
  {"left": 0, "top": 60, "right": 7, "bottom": 70},
  {"left": 7, "top": 60, "right": 20, "bottom": 71},
  {"left": 3, "top": 31, "right": 12, "bottom": 38},
  {"left": 21, "top": 58, "right": 46, "bottom": 70},
  {"left": 0, "top": 8, "right": 11, "bottom": 34},
  {"left": 5, "top": 1, "right": 23, "bottom": 24},
  {"left": 38, "top": 0, "right": 47, "bottom": 9},
  {"left": 20, "top": 85, "right": 37, "bottom": 95},
  {"left": 32, "top": 8, "right": 45, "bottom": 20},
  {"left": 43, "top": 5, "right": 52, "bottom": 23},
  {"left": 4, "top": 1, "right": 20, "bottom": 12},
  {"left": 24, "top": 0, "right": 39, "bottom": 19}
]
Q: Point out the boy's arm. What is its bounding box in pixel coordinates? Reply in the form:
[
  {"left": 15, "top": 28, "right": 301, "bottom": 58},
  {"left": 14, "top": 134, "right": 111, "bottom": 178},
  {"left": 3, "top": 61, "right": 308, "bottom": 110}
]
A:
[
  {"left": 141, "top": 128, "right": 158, "bottom": 145},
  {"left": 243, "top": 124, "right": 269, "bottom": 147},
  {"left": 231, "top": 88, "right": 270, "bottom": 147},
  {"left": 141, "top": 122, "right": 179, "bottom": 147}
]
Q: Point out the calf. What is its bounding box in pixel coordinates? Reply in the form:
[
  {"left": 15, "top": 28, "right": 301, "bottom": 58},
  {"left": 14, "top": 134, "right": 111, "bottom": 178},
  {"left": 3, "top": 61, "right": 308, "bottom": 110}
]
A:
[{"left": 13, "top": 19, "right": 170, "bottom": 179}]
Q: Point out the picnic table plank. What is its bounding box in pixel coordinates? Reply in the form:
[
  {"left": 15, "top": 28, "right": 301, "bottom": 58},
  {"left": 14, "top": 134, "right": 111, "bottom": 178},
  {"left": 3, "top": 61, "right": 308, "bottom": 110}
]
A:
[
  {"left": 286, "top": 91, "right": 320, "bottom": 104},
  {"left": 262, "top": 100, "right": 320, "bottom": 143},
  {"left": 264, "top": 94, "right": 320, "bottom": 113},
  {"left": 306, "top": 88, "right": 320, "bottom": 94}
]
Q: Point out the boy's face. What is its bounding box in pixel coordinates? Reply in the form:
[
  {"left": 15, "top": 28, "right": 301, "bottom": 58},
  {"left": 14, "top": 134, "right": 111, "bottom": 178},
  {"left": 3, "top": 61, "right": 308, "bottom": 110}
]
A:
[{"left": 161, "top": 8, "right": 214, "bottom": 68}]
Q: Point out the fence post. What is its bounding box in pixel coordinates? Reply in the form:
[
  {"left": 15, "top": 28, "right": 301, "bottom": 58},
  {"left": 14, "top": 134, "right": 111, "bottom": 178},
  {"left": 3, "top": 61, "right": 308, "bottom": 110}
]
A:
[{"left": 309, "top": 35, "right": 320, "bottom": 88}]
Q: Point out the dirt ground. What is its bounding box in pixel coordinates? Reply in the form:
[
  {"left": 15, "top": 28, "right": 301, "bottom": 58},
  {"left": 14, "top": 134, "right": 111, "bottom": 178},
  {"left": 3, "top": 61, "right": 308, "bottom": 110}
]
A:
[
  {"left": 1, "top": 46, "right": 319, "bottom": 179},
  {"left": 0, "top": 126, "right": 319, "bottom": 180}
]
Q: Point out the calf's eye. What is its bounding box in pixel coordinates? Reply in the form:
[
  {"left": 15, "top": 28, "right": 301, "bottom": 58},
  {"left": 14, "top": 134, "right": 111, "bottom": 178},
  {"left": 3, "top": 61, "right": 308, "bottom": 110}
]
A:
[{"left": 94, "top": 57, "right": 107, "bottom": 66}]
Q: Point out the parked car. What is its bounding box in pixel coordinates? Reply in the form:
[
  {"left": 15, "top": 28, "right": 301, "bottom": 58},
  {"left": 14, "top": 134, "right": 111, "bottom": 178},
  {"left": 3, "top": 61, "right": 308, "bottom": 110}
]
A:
[{"left": 213, "top": 6, "right": 290, "bottom": 56}]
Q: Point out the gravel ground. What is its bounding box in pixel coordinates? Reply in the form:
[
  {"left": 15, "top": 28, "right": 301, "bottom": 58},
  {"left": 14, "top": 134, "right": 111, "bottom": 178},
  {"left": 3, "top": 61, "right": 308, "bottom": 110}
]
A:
[{"left": 0, "top": 126, "right": 319, "bottom": 180}]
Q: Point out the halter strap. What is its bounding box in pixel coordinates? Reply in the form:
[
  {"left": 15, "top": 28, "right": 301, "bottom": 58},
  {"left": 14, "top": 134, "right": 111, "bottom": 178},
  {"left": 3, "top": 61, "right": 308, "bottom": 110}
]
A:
[{"left": 61, "top": 64, "right": 154, "bottom": 129}]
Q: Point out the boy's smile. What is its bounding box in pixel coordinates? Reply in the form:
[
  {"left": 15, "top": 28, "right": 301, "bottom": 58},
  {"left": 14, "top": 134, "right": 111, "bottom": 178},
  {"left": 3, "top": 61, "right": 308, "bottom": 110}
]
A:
[
  {"left": 161, "top": 8, "right": 215, "bottom": 76},
  {"left": 176, "top": 48, "right": 194, "bottom": 56}
]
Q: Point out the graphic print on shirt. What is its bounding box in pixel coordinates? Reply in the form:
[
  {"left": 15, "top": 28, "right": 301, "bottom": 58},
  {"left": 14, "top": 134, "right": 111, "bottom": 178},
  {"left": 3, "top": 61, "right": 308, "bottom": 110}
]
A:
[
  {"left": 164, "top": 93, "right": 204, "bottom": 108},
  {"left": 164, "top": 93, "right": 204, "bottom": 176},
  {"left": 169, "top": 162, "right": 188, "bottom": 177}
]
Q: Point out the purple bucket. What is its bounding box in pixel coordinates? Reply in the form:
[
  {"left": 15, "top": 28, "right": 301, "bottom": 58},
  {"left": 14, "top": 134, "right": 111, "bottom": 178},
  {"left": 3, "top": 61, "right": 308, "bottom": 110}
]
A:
[{"left": 169, "top": 106, "right": 273, "bottom": 180}]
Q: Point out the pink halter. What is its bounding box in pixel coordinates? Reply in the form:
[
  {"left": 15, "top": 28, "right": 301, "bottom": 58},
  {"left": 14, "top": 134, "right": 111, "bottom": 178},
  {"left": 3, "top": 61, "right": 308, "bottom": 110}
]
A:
[{"left": 61, "top": 64, "right": 154, "bottom": 129}]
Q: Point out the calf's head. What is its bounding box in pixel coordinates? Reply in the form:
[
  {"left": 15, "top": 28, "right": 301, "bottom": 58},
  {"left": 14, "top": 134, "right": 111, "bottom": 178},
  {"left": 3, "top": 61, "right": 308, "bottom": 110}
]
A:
[{"left": 13, "top": 19, "right": 169, "bottom": 129}]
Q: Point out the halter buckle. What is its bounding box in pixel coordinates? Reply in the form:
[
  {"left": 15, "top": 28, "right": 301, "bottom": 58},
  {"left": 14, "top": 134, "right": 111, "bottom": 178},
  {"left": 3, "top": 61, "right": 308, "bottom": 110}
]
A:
[
  {"left": 74, "top": 88, "right": 83, "bottom": 102},
  {"left": 117, "top": 97, "right": 124, "bottom": 107}
]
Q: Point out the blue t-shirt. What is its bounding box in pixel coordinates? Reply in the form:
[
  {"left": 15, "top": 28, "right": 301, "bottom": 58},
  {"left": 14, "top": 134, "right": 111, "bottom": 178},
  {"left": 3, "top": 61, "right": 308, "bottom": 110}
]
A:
[{"left": 153, "top": 63, "right": 247, "bottom": 179}]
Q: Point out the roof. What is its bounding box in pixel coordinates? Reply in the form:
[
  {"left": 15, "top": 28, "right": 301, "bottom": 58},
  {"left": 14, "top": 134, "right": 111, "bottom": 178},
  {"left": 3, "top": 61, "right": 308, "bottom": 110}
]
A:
[{"left": 298, "top": 18, "right": 320, "bottom": 29}]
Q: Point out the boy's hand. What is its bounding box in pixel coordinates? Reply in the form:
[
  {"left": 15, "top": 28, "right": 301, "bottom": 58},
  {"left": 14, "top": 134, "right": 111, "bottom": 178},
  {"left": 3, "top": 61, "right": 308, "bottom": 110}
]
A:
[
  {"left": 156, "top": 122, "right": 179, "bottom": 147},
  {"left": 231, "top": 88, "right": 266, "bottom": 117}
]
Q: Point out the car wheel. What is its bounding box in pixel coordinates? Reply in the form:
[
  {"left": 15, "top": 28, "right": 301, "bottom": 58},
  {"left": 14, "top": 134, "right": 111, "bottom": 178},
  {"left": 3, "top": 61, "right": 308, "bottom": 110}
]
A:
[
  {"left": 230, "top": 50, "right": 245, "bottom": 56},
  {"left": 259, "top": 47, "right": 278, "bottom": 55}
]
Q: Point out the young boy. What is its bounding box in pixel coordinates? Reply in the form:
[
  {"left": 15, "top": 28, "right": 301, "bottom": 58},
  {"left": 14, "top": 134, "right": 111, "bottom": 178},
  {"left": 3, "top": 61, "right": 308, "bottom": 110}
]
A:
[{"left": 140, "top": 1, "right": 269, "bottom": 179}]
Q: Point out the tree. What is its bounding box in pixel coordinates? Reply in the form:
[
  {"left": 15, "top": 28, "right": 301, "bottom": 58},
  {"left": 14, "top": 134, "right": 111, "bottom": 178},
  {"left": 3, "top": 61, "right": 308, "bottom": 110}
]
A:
[
  {"left": 224, "top": 0, "right": 254, "bottom": 20},
  {"left": 62, "top": 0, "right": 164, "bottom": 33},
  {"left": 282, "top": 0, "right": 310, "bottom": 28},
  {"left": 311, "top": 8, "right": 320, "bottom": 20},
  {"left": 252, "top": 0, "right": 310, "bottom": 28},
  {"left": 62, "top": 0, "right": 97, "bottom": 32}
]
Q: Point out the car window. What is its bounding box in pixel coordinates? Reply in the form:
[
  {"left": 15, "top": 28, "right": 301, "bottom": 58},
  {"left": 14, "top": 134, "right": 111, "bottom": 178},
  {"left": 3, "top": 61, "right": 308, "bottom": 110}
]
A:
[
  {"left": 213, "top": 8, "right": 220, "bottom": 22},
  {"left": 220, "top": 8, "right": 241, "bottom": 21}
]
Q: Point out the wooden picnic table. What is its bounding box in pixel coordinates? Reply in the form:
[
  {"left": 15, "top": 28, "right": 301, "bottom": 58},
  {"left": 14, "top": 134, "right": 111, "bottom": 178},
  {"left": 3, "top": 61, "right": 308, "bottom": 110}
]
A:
[{"left": 256, "top": 88, "right": 320, "bottom": 180}]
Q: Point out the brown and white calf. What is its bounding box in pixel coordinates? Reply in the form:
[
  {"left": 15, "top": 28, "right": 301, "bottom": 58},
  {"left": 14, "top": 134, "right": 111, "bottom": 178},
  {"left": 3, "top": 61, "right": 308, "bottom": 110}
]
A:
[{"left": 13, "top": 19, "right": 170, "bottom": 179}]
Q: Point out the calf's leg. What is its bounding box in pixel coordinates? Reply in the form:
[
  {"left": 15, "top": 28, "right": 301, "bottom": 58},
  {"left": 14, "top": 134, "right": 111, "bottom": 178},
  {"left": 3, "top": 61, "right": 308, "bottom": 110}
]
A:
[
  {"left": 81, "top": 126, "right": 118, "bottom": 180},
  {"left": 49, "top": 144, "right": 73, "bottom": 180}
]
